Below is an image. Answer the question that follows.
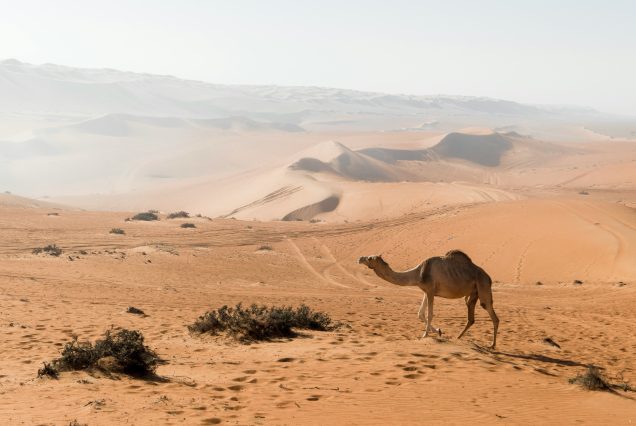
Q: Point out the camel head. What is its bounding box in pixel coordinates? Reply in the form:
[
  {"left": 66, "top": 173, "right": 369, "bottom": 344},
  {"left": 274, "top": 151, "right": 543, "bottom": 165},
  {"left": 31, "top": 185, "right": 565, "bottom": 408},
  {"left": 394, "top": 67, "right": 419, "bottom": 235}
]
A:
[{"left": 358, "top": 255, "right": 387, "bottom": 270}]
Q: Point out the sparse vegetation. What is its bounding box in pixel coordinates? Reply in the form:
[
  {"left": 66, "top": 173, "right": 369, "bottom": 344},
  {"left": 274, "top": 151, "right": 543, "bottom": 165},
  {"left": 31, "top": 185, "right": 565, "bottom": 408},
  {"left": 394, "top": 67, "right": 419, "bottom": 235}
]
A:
[
  {"left": 47, "top": 212, "right": 59, "bottom": 216},
  {"left": 569, "top": 366, "right": 611, "bottom": 391},
  {"left": 131, "top": 211, "right": 159, "bottom": 221},
  {"left": 188, "top": 303, "right": 336, "bottom": 342},
  {"left": 578, "top": 190, "right": 589, "bottom": 195},
  {"left": 180, "top": 223, "right": 196, "bottom": 228},
  {"left": 41, "top": 329, "right": 159, "bottom": 377},
  {"left": 37, "top": 362, "right": 59, "bottom": 379},
  {"left": 32, "top": 244, "right": 62, "bottom": 257},
  {"left": 573, "top": 279, "right": 583, "bottom": 285},
  {"left": 110, "top": 228, "right": 125, "bottom": 235},
  {"left": 257, "top": 245, "right": 273, "bottom": 251},
  {"left": 168, "top": 211, "right": 190, "bottom": 219}
]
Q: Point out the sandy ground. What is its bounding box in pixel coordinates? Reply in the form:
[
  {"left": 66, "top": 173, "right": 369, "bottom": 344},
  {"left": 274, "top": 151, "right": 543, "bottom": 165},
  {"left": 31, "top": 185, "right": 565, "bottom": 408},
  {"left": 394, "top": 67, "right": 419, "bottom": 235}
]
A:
[{"left": 1, "top": 196, "right": 635, "bottom": 425}]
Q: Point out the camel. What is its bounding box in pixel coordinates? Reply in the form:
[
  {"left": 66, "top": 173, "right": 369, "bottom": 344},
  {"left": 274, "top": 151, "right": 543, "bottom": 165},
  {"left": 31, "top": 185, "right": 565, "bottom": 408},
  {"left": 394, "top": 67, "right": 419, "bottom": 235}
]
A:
[{"left": 358, "top": 250, "right": 499, "bottom": 348}]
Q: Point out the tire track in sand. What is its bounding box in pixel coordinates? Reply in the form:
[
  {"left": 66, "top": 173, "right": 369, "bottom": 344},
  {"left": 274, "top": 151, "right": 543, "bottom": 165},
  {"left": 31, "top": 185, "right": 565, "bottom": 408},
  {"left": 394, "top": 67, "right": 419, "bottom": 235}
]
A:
[
  {"left": 555, "top": 201, "right": 631, "bottom": 279},
  {"left": 286, "top": 239, "right": 350, "bottom": 289},
  {"left": 313, "top": 238, "right": 376, "bottom": 288}
]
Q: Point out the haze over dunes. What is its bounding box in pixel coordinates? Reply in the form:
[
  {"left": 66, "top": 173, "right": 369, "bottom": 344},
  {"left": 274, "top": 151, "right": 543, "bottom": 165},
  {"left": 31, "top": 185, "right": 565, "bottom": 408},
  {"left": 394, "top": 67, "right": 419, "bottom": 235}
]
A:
[{"left": 1, "top": 57, "right": 635, "bottom": 425}]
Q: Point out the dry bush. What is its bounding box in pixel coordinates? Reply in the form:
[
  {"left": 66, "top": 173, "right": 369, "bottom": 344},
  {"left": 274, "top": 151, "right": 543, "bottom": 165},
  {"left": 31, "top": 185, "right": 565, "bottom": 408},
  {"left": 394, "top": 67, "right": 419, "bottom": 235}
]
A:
[
  {"left": 40, "top": 329, "right": 158, "bottom": 378},
  {"left": 131, "top": 211, "right": 159, "bottom": 221},
  {"left": 37, "top": 362, "right": 59, "bottom": 379},
  {"left": 110, "top": 228, "right": 125, "bottom": 235},
  {"left": 189, "top": 304, "right": 336, "bottom": 342},
  {"left": 569, "top": 366, "right": 611, "bottom": 391},
  {"left": 168, "top": 211, "right": 190, "bottom": 219},
  {"left": 180, "top": 223, "right": 196, "bottom": 228},
  {"left": 32, "top": 244, "right": 62, "bottom": 256}
]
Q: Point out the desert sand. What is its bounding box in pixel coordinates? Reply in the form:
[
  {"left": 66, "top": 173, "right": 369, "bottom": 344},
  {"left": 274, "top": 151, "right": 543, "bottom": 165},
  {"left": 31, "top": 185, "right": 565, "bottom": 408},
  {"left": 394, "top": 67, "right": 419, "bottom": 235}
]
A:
[
  {"left": 0, "top": 191, "right": 635, "bottom": 425},
  {"left": 2, "top": 60, "right": 636, "bottom": 425}
]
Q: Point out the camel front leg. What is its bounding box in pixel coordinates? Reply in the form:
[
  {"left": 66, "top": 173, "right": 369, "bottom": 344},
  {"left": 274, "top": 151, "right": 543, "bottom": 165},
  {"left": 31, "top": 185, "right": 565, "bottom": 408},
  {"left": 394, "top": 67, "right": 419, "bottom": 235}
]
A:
[
  {"left": 418, "top": 294, "right": 427, "bottom": 322},
  {"left": 422, "top": 293, "right": 435, "bottom": 338},
  {"left": 419, "top": 294, "right": 442, "bottom": 337}
]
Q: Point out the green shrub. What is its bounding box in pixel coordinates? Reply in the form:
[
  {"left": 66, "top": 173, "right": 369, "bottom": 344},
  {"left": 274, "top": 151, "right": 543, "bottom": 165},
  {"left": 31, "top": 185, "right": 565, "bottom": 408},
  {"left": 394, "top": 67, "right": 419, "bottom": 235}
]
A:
[
  {"left": 189, "top": 304, "right": 336, "bottom": 342},
  {"left": 131, "top": 212, "right": 159, "bottom": 221}
]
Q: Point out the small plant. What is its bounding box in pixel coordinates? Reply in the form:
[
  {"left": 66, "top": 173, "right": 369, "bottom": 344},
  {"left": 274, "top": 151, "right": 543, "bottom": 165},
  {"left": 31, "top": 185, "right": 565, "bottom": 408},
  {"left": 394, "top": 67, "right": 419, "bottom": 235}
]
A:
[
  {"left": 180, "top": 223, "right": 196, "bottom": 228},
  {"left": 47, "top": 212, "right": 59, "bottom": 216},
  {"left": 131, "top": 211, "right": 159, "bottom": 221},
  {"left": 33, "top": 244, "right": 63, "bottom": 257},
  {"left": 126, "top": 306, "right": 145, "bottom": 315},
  {"left": 168, "top": 211, "right": 190, "bottom": 219},
  {"left": 37, "top": 362, "right": 59, "bottom": 379},
  {"left": 44, "top": 329, "right": 159, "bottom": 377},
  {"left": 569, "top": 366, "right": 611, "bottom": 391},
  {"left": 573, "top": 279, "right": 583, "bottom": 285},
  {"left": 110, "top": 228, "right": 125, "bottom": 235},
  {"left": 68, "top": 420, "right": 88, "bottom": 426},
  {"left": 188, "top": 304, "right": 337, "bottom": 342},
  {"left": 257, "top": 245, "right": 273, "bottom": 251}
]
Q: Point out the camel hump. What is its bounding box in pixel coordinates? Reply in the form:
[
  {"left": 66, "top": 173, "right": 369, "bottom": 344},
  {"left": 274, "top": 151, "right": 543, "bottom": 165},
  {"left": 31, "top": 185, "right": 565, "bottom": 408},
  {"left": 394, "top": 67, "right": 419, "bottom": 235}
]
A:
[{"left": 444, "top": 250, "right": 473, "bottom": 263}]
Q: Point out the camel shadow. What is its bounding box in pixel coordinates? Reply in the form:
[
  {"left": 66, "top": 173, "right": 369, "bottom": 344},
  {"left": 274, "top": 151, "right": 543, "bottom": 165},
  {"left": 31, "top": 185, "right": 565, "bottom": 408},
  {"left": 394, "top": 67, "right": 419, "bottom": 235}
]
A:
[{"left": 490, "top": 350, "right": 589, "bottom": 368}]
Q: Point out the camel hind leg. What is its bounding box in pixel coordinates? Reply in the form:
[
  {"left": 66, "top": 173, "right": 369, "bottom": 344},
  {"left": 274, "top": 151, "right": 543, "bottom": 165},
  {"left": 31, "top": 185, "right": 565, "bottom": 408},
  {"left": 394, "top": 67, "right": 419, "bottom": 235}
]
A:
[
  {"left": 476, "top": 280, "right": 499, "bottom": 349},
  {"left": 457, "top": 290, "right": 478, "bottom": 340}
]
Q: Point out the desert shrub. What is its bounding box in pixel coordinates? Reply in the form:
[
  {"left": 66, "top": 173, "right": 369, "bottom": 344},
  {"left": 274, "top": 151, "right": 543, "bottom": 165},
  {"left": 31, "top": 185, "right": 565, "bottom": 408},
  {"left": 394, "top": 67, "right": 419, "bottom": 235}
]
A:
[
  {"left": 257, "top": 245, "right": 273, "bottom": 251},
  {"left": 68, "top": 420, "right": 88, "bottom": 426},
  {"left": 569, "top": 366, "right": 611, "bottom": 391},
  {"left": 126, "top": 306, "right": 145, "bottom": 315},
  {"left": 289, "top": 305, "right": 333, "bottom": 330},
  {"left": 110, "top": 228, "right": 125, "bottom": 235},
  {"left": 180, "top": 223, "right": 196, "bottom": 228},
  {"left": 37, "top": 362, "right": 59, "bottom": 379},
  {"left": 188, "top": 304, "right": 336, "bottom": 342},
  {"left": 168, "top": 211, "right": 190, "bottom": 219},
  {"left": 32, "top": 244, "right": 62, "bottom": 257},
  {"left": 131, "top": 212, "right": 159, "bottom": 221},
  {"left": 47, "top": 329, "right": 158, "bottom": 377}
]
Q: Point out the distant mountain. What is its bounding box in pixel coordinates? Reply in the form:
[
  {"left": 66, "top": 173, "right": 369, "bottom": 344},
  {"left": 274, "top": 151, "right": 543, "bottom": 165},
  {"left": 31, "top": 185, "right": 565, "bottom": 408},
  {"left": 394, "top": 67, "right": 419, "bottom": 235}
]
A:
[{"left": 0, "top": 59, "right": 617, "bottom": 133}]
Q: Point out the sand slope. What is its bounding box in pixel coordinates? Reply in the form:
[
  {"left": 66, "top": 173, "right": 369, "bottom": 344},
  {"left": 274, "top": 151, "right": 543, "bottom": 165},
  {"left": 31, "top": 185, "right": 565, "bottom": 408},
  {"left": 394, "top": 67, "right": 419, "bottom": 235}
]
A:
[{"left": 0, "top": 198, "right": 634, "bottom": 424}]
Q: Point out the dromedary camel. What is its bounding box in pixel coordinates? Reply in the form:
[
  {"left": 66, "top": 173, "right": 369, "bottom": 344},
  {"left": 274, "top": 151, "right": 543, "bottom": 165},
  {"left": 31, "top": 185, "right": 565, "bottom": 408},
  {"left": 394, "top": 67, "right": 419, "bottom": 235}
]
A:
[{"left": 358, "top": 250, "right": 499, "bottom": 348}]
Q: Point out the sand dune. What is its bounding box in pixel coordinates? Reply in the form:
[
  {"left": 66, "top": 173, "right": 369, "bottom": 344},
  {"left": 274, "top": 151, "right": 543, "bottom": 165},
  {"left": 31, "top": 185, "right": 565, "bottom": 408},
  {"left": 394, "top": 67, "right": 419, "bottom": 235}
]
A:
[{"left": 0, "top": 193, "right": 69, "bottom": 209}]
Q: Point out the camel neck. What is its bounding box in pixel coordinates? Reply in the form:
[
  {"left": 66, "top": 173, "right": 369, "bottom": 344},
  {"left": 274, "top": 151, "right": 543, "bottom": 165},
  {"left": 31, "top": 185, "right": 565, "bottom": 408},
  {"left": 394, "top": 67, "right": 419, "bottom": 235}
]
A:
[{"left": 373, "top": 263, "right": 421, "bottom": 286}]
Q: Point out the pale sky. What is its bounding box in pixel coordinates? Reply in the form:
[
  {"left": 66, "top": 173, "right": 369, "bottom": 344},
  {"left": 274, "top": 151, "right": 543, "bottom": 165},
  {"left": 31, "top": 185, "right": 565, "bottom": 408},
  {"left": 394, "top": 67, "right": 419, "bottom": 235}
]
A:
[{"left": 1, "top": 0, "right": 635, "bottom": 115}]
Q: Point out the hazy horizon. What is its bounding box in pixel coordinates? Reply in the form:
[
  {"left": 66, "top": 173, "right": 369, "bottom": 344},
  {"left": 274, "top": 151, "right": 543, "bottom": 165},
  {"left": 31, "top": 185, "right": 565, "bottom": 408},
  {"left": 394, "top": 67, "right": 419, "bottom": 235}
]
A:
[{"left": 1, "top": 1, "right": 635, "bottom": 115}]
